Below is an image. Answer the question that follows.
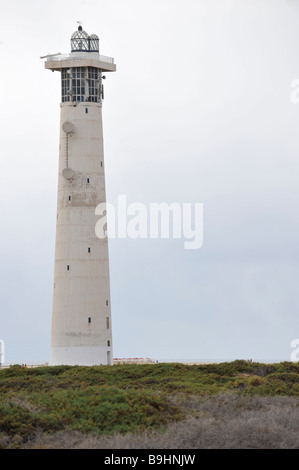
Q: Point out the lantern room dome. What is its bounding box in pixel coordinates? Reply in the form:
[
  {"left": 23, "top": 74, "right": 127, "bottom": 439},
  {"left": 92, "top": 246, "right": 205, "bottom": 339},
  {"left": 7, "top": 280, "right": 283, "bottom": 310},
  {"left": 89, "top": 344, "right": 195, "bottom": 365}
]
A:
[
  {"left": 71, "top": 27, "right": 89, "bottom": 52},
  {"left": 89, "top": 34, "right": 99, "bottom": 52},
  {"left": 71, "top": 26, "right": 100, "bottom": 53}
]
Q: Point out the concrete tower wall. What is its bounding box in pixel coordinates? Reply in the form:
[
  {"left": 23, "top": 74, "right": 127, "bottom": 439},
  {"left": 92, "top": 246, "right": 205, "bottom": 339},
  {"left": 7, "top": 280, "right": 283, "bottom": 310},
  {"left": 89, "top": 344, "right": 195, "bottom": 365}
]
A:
[{"left": 50, "top": 101, "right": 112, "bottom": 366}]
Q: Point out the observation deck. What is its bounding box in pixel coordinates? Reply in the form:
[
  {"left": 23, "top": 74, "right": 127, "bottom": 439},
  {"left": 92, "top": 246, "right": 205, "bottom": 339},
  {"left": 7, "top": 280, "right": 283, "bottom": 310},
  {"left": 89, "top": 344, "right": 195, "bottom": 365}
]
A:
[{"left": 45, "top": 52, "right": 116, "bottom": 73}]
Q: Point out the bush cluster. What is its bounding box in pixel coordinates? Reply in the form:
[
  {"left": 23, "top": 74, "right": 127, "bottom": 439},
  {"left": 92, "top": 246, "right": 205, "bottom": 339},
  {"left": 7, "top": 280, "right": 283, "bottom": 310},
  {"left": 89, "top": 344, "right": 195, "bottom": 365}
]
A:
[{"left": 0, "top": 360, "right": 298, "bottom": 447}]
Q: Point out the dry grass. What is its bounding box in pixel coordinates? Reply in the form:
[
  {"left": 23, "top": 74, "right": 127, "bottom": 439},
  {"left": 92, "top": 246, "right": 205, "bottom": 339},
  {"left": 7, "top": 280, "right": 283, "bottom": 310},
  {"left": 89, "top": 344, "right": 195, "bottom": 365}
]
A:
[{"left": 6, "top": 393, "right": 299, "bottom": 449}]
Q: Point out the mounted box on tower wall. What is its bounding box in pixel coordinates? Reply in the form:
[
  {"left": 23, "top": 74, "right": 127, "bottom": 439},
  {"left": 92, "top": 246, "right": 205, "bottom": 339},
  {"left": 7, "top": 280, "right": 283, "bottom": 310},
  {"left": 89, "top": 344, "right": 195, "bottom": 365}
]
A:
[{"left": 43, "top": 25, "right": 116, "bottom": 365}]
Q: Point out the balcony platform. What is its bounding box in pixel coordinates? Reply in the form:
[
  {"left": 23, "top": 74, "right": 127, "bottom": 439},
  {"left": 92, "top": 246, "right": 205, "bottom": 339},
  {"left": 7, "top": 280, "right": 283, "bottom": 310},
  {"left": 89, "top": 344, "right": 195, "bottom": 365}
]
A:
[{"left": 45, "top": 52, "right": 116, "bottom": 72}]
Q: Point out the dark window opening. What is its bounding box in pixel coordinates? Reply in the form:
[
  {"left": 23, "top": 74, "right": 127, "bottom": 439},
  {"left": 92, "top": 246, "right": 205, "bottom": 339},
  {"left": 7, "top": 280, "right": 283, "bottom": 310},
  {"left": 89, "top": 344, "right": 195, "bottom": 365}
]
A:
[
  {"left": 107, "top": 340, "right": 110, "bottom": 347},
  {"left": 88, "top": 247, "right": 91, "bottom": 253},
  {"left": 88, "top": 317, "right": 91, "bottom": 324},
  {"left": 106, "top": 300, "right": 109, "bottom": 306},
  {"left": 87, "top": 178, "right": 90, "bottom": 183},
  {"left": 68, "top": 195, "right": 71, "bottom": 201},
  {"left": 87, "top": 67, "right": 100, "bottom": 103},
  {"left": 85, "top": 108, "right": 88, "bottom": 114},
  {"left": 106, "top": 317, "right": 110, "bottom": 329},
  {"left": 67, "top": 265, "right": 70, "bottom": 271}
]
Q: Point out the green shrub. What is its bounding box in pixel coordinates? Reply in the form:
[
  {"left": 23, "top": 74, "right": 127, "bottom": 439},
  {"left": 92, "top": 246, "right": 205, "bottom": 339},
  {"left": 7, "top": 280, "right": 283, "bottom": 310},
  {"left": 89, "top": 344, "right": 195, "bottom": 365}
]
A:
[
  {"left": 248, "top": 376, "right": 265, "bottom": 387},
  {"left": 0, "top": 360, "right": 298, "bottom": 444}
]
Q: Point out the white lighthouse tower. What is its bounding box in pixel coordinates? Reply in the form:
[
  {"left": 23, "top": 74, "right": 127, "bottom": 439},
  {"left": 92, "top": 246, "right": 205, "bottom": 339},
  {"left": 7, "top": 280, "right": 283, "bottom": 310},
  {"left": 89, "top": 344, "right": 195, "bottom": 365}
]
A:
[{"left": 44, "top": 25, "right": 116, "bottom": 366}]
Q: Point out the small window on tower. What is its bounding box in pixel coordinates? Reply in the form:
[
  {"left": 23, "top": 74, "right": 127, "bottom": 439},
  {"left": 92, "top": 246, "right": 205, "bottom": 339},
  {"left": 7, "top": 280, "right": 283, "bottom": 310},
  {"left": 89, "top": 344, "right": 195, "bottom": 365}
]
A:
[
  {"left": 106, "top": 300, "right": 109, "bottom": 306},
  {"left": 88, "top": 247, "right": 91, "bottom": 253},
  {"left": 67, "top": 265, "right": 70, "bottom": 271},
  {"left": 85, "top": 108, "right": 88, "bottom": 114},
  {"left": 88, "top": 317, "right": 91, "bottom": 324},
  {"left": 68, "top": 196, "right": 71, "bottom": 201},
  {"left": 107, "top": 340, "right": 110, "bottom": 347},
  {"left": 87, "top": 178, "right": 90, "bottom": 183},
  {"left": 106, "top": 317, "right": 110, "bottom": 329}
]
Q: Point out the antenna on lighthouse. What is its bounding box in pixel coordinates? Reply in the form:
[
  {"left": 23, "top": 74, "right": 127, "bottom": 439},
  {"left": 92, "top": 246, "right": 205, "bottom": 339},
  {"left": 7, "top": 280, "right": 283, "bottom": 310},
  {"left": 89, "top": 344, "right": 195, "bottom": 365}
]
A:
[{"left": 40, "top": 53, "right": 61, "bottom": 59}]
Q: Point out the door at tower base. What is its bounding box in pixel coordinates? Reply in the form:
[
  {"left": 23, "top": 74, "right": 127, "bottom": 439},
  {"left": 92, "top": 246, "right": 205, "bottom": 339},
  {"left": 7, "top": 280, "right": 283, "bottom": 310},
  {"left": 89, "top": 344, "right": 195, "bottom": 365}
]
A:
[{"left": 50, "top": 346, "right": 112, "bottom": 366}]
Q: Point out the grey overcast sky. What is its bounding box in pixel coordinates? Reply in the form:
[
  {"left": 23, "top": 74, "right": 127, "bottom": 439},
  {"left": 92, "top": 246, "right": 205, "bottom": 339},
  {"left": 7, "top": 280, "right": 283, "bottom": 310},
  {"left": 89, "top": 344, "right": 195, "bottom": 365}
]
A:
[{"left": 0, "top": 0, "right": 299, "bottom": 364}]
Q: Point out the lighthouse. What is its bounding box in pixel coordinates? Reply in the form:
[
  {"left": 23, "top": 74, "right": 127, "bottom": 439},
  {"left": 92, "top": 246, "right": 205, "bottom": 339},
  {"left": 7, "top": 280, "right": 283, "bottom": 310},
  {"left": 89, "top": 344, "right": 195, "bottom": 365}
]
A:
[{"left": 44, "top": 26, "right": 116, "bottom": 366}]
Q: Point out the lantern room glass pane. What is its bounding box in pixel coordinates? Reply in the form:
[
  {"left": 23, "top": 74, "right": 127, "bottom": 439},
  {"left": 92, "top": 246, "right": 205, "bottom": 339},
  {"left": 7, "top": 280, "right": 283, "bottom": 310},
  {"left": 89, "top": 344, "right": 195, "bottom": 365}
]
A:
[
  {"left": 71, "top": 29, "right": 89, "bottom": 52},
  {"left": 89, "top": 34, "right": 99, "bottom": 52}
]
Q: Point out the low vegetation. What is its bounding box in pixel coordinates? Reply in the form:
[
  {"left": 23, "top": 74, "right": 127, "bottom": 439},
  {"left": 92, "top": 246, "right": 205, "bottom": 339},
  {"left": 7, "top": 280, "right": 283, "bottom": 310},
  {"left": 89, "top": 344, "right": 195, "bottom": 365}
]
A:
[{"left": 0, "top": 360, "right": 299, "bottom": 448}]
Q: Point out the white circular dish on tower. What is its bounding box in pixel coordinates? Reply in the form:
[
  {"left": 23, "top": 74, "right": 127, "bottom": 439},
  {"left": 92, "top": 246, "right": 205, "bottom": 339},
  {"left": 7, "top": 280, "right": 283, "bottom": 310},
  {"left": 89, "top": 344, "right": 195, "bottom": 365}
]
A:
[
  {"left": 62, "top": 167, "right": 74, "bottom": 179},
  {"left": 62, "top": 121, "right": 74, "bottom": 134}
]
